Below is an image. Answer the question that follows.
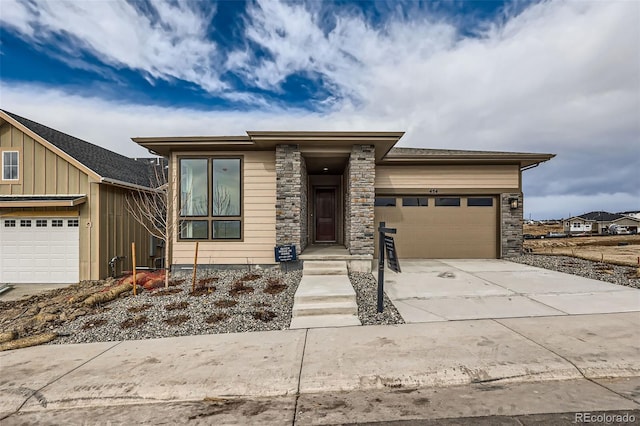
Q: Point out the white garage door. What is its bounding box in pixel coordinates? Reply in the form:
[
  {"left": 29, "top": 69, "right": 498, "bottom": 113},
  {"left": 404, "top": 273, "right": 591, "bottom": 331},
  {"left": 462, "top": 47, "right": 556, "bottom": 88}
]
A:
[{"left": 0, "top": 218, "right": 80, "bottom": 284}]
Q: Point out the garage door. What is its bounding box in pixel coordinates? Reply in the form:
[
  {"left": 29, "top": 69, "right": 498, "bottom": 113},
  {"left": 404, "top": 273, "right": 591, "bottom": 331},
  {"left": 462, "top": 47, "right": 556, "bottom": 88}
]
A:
[
  {"left": 0, "top": 218, "right": 80, "bottom": 283},
  {"left": 374, "top": 196, "right": 498, "bottom": 259}
]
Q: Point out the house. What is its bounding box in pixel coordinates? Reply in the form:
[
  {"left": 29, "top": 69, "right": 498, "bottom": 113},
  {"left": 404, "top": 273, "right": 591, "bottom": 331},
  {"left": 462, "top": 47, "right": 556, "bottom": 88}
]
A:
[
  {"left": 563, "top": 216, "right": 595, "bottom": 234},
  {"left": 570, "top": 211, "right": 640, "bottom": 235},
  {"left": 133, "top": 132, "right": 554, "bottom": 272},
  {"left": 0, "top": 110, "right": 155, "bottom": 284}
]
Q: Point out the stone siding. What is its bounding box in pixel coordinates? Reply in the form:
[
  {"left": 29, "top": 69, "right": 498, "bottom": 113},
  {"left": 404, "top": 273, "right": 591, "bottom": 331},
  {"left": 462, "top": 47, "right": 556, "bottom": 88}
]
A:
[
  {"left": 348, "top": 145, "right": 375, "bottom": 255},
  {"left": 275, "top": 145, "right": 304, "bottom": 254},
  {"left": 343, "top": 162, "right": 351, "bottom": 250},
  {"left": 501, "top": 193, "right": 523, "bottom": 257},
  {"left": 300, "top": 154, "right": 308, "bottom": 252}
]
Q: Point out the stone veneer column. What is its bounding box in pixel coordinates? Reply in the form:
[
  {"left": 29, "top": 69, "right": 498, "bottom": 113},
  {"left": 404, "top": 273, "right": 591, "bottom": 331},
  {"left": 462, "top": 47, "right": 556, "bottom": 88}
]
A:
[
  {"left": 501, "top": 193, "right": 523, "bottom": 257},
  {"left": 348, "top": 145, "right": 375, "bottom": 255},
  {"left": 275, "top": 145, "right": 304, "bottom": 253}
]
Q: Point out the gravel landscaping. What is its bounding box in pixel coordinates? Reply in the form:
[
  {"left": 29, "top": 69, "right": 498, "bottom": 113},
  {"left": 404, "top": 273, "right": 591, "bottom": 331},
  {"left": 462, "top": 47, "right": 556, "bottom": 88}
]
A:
[
  {"left": 47, "top": 268, "right": 404, "bottom": 345},
  {"left": 52, "top": 268, "right": 303, "bottom": 344},
  {"left": 509, "top": 254, "right": 640, "bottom": 289}
]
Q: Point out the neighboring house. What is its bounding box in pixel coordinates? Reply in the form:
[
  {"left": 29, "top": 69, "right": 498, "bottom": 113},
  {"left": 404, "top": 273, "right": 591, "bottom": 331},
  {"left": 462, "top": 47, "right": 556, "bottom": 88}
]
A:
[
  {"left": 563, "top": 217, "right": 595, "bottom": 234},
  {"left": 575, "top": 211, "right": 639, "bottom": 235},
  {"left": 610, "top": 216, "right": 640, "bottom": 234},
  {"left": 134, "top": 132, "right": 554, "bottom": 272},
  {"left": 0, "top": 110, "right": 155, "bottom": 284}
]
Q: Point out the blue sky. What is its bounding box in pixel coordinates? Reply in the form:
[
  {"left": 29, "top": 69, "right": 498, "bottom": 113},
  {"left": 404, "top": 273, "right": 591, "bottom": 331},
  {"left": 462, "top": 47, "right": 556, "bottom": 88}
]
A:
[{"left": 0, "top": 0, "right": 638, "bottom": 219}]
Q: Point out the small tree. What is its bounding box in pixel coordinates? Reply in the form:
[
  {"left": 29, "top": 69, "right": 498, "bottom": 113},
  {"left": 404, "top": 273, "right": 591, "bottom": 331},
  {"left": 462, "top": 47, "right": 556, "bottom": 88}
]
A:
[{"left": 125, "top": 161, "right": 179, "bottom": 288}]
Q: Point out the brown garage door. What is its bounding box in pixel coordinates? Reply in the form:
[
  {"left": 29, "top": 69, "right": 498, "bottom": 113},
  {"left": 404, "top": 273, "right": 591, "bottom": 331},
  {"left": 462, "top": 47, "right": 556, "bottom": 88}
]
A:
[{"left": 374, "top": 196, "right": 498, "bottom": 259}]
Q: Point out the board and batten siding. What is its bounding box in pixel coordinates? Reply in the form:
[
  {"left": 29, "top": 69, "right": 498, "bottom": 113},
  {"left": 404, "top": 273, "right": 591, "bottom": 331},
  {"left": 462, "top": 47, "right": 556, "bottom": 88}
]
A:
[
  {"left": 97, "top": 184, "right": 153, "bottom": 278},
  {"left": 375, "top": 164, "right": 520, "bottom": 191},
  {"left": 171, "top": 151, "right": 277, "bottom": 265},
  {"left": 0, "top": 122, "right": 98, "bottom": 281}
]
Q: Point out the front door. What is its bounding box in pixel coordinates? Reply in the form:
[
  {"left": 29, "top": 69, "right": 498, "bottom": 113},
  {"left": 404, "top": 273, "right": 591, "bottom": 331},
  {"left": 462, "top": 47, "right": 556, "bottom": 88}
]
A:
[{"left": 315, "top": 188, "right": 336, "bottom": 242}]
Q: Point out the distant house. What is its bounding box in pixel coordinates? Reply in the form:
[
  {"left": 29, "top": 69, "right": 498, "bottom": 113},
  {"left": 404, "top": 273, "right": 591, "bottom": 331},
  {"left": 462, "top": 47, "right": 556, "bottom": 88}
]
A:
[
  {"left": 563, "top": 216, "right": 594, "bottom": 234},
  {"left": 133, "top": 132, "right": 554, "bottom": 270},
  {"left": 564, "top": 211, "right": 640, "bottom": 234},
  {"left": 0, "top": 110, "right": 155, "bottom": 284}
]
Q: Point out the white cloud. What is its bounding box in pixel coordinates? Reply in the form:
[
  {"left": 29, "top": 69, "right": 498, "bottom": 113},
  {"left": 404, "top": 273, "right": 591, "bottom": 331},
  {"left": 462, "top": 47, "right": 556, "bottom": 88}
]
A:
[
  {"left": 0, "top": 0, "right": 638, "bottom": 218},
  {"left": 0, "top": 0, "right": 225, "bottom": 91}
]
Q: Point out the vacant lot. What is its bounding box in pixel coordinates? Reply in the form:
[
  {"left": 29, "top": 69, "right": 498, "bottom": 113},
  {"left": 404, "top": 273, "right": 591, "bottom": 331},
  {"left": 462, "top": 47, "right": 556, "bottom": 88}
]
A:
[{"left": 524, "top": 224, "right": 640, "bottom": 266}]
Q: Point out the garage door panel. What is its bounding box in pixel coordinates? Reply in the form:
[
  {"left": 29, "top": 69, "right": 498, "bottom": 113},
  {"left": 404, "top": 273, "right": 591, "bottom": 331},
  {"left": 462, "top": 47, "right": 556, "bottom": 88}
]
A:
[
  {"left": 375, "top": 196, "right": 498, "bottom": 259},
  {"left": 0, "top": 217, "right": 79, "bottom": 284}
]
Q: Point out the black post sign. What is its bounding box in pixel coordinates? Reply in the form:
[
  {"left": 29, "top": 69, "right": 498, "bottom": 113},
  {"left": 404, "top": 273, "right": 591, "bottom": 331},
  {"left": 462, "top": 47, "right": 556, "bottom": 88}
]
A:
[
  {"left": 274, "top": 244, "right": 297, "bottom": 272},
  {"left": 377, "top": 221, "right": 400, "bottom": 313}
]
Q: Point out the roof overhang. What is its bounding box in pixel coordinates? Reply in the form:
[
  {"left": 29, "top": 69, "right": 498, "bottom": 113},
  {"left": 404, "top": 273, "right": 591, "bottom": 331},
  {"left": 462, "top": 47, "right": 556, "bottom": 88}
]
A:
[
  {"left": 133, "top": 131, "right": 405, "bottom": 162},
  {"left": 0, "top": 195, "right": 87, "bottom": 208},
  {"left": 381, "top": 153, "right": 556, "bottom": 169}
]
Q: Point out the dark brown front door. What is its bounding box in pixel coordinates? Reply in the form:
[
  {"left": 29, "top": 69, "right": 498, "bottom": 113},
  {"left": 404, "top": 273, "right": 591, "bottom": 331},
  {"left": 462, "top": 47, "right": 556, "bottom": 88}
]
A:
[{"left": 315, "top": 188, "right": 336, "bottom": 242}]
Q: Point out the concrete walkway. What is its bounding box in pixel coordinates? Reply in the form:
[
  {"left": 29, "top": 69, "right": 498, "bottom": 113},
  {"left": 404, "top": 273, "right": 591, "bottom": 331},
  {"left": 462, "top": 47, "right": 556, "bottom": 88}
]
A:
[
  {"left": 384, "top": 259, "right": 640, "bottom": 322},
  {"left": 1, "top": 312, "right": 638, "bottom": 419}
]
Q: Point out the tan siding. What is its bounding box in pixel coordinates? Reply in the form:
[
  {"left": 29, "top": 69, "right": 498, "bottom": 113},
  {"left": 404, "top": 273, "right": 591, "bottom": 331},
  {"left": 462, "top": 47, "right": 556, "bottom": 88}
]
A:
[
  {"left": 172, "top": 150, "right": 277, "bottom": 265},
  {"left": 0, "top": 124, "right": 91, "bottom": 196},
  {"left": 375, "top": 165, "right": 520, "bottom": 190}
]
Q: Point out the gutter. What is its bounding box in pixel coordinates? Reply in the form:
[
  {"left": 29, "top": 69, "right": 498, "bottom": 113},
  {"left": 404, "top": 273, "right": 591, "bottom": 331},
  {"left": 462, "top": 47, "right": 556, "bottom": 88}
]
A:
[{"left": 99, "top": 177, "right": 158, "bottom": 192}]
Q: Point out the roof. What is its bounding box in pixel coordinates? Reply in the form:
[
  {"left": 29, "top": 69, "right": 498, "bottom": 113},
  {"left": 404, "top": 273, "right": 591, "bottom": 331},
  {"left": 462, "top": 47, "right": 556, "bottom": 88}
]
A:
[
  {"left": 386, "top": 147, "right": 555, "bottom": 168},
  {"left": 1, "top": 110, "right": 153, "bottom": 188},
  {"left": 134, "top": 132, "right": 555, "bottom": 168},
  {"left": 0, "top": 195, "right": 87, "bottom": 208},
  {"left": 578, "top": 211, "right": 623, "bottom": 222}
]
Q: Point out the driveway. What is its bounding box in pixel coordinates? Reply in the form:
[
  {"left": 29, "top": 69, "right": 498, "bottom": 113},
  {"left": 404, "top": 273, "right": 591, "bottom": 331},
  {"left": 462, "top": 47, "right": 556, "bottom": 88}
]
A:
[{"left": 383, "top": 259, "right": 640, "bottom": 323}]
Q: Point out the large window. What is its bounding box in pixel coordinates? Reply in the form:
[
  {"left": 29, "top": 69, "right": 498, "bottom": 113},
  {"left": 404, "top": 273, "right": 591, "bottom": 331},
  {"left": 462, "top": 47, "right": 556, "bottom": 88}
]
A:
[
  {"left": 2, "top": 151, "right": 19, "bottom": 181},
  {"left": 179, "top": 157, "right": 242, "bottom": 240}
]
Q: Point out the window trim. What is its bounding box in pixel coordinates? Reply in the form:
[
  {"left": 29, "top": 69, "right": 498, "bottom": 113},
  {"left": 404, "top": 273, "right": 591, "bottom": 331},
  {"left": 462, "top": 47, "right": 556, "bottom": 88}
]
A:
[
  {"left": 177, "top": 155, "right": 244, "bottom": 242},
  {"left": 1, "top": 149, "right": 21, "bottom": 183}
]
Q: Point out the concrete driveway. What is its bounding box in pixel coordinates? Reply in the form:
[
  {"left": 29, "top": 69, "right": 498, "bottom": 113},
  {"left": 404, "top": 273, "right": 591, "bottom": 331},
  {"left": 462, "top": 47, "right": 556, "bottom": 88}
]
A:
[{"left": 383, "top": 259, "right": 640, "bottom": 323}]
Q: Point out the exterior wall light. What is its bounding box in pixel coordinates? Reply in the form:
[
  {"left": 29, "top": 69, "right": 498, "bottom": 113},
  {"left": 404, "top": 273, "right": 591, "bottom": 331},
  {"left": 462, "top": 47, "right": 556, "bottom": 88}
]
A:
[{"left": 509, "top": 197, "right": 519, "bottom": 210}]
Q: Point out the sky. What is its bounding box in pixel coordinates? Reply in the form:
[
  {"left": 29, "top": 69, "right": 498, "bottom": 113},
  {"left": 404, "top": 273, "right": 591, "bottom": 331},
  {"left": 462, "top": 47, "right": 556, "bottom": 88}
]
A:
[{"left": 0, "top": 0, "right": 638, "bottom": 220}]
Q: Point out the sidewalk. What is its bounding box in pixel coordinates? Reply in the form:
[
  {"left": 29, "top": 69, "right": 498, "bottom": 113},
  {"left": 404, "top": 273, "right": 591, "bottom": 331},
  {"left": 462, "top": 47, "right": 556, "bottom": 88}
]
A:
[{"left": 1, "top": 312, "right": 639, "bottom": 420}]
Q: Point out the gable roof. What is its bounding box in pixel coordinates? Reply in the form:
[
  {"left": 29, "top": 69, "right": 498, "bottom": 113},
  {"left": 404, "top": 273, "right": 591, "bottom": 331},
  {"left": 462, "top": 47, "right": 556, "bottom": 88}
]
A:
[
  {"left": 578, "top": 211, "right": 623, "bottom": 222},
  {"left": 1, "top": 110, "right": 152, "bottom": 188}
]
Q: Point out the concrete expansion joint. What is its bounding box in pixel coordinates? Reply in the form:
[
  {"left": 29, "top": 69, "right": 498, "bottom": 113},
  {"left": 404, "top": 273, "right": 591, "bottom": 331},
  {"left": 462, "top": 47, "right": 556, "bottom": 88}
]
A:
[
  {"left": 0, "top": 340, "right": 124, "bottom": 421},
  {"left": 492, "top": 319, "right": 640, "bottom": 406},
  {"left": 292, "top": 328, "right": 309, "bottom": 426}
]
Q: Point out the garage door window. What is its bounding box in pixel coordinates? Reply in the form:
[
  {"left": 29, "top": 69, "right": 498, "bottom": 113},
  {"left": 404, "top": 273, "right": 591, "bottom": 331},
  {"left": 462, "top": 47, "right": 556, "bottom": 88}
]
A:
[
  {"left": 20, "top": 219, "right": 32, "bottom": 227},
  {"left": 375, "top": 197, "right": 396, "bottom": 207},
  {"left": 4, "top": 219, "right": 16, "bottom": 227},
  {"left": 467, "top": 197, "right": 493, "bottom": 207},
  {"left": 36, "top": 219, "right": 47, "bottom": 227},
  {"left": 435, "top": 197, "right": 460, "bottom": 207},
  {"left": 52, "top": 220, "right": 63, "bottom": 227},
  {"left": 402, "top": 197, "right": 428, "bottom": 207},
  {"left": 68, "top": 219, "right": 79, "bottom": 227}
]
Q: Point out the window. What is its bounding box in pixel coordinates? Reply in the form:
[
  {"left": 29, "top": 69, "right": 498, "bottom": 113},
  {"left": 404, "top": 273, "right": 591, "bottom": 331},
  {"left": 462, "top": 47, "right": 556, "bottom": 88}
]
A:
[
  {"left": 179, "top": 157, "right": 242, "bottom": 240},
  {"left": 2, "top": 151, "right": 19, "bottom": 181},
  {"left": 20, "top": 219, "right": 31, "bottom": 227},
  {"left": 52, "top": 220, "right": 63, "bottom": 227},
  {"left": 36, "top": 219, "right": 48, "bottom": 227},
  {"left": 402, "top": 197, "right": 428, "bottom": 207},
  {"left": 68, "top": 219, "right": 79, "bottom": 227},
  {"left": 467, "top": 197, "right": 493, "bottom": 207},
  {"left": 435, "top": 197, "right": 460, "bottom": 207},
  {"left": 179, "top": 220, "right": 208, "bottom": 239},
  {"left": 375, "top": 197, "right": 396, "bottom": 207},
  {"left": 4, "top": 219, "right": 16, "bottom": 227}
]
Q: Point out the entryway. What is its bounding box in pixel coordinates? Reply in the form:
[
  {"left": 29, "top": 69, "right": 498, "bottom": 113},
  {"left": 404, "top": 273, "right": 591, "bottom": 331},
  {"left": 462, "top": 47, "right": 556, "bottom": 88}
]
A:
[{"left": 314, "top": 188, "right": 337, "bottom": 243}]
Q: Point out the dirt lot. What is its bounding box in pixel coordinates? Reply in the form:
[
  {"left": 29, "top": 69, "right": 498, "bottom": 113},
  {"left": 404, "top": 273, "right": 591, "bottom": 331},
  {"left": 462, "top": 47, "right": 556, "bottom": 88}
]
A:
[{"left": 524, "top": 224, "right": 640, "bottom": 267}]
